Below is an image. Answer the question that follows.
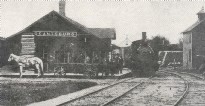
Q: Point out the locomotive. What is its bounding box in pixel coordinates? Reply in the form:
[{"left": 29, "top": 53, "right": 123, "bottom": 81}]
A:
[{"left": 129, "top": 32, "right": 159, "bottom": 77}]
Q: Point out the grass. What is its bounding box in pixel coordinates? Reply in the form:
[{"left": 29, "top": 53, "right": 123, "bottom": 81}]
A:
[{"left": 0, "top": 80, "right": 97, "bottom": 106}]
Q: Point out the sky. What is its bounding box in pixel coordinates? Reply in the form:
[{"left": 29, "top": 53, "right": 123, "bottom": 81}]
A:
[{"left": 1, "top": 1, "right": 205, "bottom": 46}]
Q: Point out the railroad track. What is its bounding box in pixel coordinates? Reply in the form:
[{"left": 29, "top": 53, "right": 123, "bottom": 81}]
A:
[
  {"left": 105, "top": 71, "right": 189, "bottom": 106},
  {"left": 58, "top": 76, "right": 152, "bottom": 106},
  {"left": 160, "top": 71, "right": 190, "bottom": 106},
  {"left": 171, "top": 71, "right": 205, "bottom": 106},
  {"left": 58, "top": 71, "right": 189, "bottom": 106}
]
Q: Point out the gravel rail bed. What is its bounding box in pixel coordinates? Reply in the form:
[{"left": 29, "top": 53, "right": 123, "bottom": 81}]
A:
[
  {"left": 59, "top": 72, "right": 188, "bottom": 106},
  {"left": 60, "top": 81, "right": 142, "bottom": 106},
  {"left": 174, "top": 72, "right": 205, "bottom": 106},
  {"left": 106, "top": 72, "right": 187, "bottom": 106}
]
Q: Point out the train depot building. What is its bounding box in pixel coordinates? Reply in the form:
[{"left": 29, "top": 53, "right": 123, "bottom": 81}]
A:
[{"left": 6, "top": 2, "right": 116, "bottom": 72}]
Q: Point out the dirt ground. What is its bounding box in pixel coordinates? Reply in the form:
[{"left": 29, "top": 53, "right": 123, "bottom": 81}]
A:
[{"left": 0, "top": 77, "right": 116, "bottom": 106}]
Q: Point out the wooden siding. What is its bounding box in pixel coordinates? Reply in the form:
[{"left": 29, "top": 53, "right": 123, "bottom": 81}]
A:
[
  {"left": 191, "top": 24, "right": 205, "bottom": 69},
  {"left": 183, "top": 32, "right": 192, "bottom": 69}
]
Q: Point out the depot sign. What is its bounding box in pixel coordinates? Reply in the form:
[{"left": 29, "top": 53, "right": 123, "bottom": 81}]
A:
[{"left": 34, "top": 31, "right": 77, "bottom": 37}]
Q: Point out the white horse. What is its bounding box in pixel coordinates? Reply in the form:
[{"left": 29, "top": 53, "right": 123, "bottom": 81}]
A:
[{"left": 8, "top": 53, "right": 44, "bottom": 78}]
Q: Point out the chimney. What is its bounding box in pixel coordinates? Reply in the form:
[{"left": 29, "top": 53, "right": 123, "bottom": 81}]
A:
[
  {"left": 142, "top": 32, "right": 147, "bottom": 41},
  {"left": 197, "top": 6, "right": 205, "bottom": 21},
  {"left": 59, "top": 0, "right": 66, "bottom": 16}
]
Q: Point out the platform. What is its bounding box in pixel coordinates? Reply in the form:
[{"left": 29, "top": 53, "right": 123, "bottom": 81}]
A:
[{"left": 0, "top": 68, "right": 132, "bottom": 79}]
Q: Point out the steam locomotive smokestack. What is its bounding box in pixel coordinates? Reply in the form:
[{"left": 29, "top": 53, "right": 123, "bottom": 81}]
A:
[{"left": 142, "top": 32, "right": 146, "bottom": 41}]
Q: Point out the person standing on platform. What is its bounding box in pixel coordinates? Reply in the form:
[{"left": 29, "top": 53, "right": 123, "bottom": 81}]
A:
[{"left": 118, "top": 56, "right": 124, "bottom": 74}]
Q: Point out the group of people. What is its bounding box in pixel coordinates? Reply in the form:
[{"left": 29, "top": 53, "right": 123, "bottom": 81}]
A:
[
  {"left": 66, "top": 53, "right": 124, "bottom": 76},
  {"left": 96, "top": 55, "right": 124, "bottom": 76}
]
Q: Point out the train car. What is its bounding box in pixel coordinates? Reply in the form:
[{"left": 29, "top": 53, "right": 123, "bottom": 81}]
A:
[{"left": 129, "top": 32, "right": 159, "bottom": 77}]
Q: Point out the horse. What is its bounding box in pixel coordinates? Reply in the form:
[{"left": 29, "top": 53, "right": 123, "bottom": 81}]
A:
[{"left": 8, "top": 53, "right": 44, "bottom": 78}]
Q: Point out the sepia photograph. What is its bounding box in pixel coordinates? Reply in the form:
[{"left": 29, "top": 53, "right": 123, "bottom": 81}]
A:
[{"left": 1, "top": 0, "right": 205, "bottom": 105}]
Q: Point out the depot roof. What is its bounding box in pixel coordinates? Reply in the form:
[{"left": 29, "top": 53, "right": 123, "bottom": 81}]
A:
[{"left": 7, "top": 11, "right": 116, "bottom": 40}]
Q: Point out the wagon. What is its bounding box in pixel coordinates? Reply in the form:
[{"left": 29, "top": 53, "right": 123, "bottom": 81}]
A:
[{"left": 52, "top": 63, "right": 99, "bottom": 78}]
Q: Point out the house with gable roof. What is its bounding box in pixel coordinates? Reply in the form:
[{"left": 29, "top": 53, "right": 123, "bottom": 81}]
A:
[{"left": 182, "top": 7, "right": 205, "bottom": 69}]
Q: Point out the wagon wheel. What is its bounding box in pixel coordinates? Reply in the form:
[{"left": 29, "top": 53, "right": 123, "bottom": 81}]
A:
[
  {"left": 61, "top": 68, "right": 66, "bottom": 77},
  {"left": 54, "top": 66, "right": 60, "bottom": 77},
  {"left": 54, "top": 66, "right": 65, "bottom": 77},
  {"left": 54, "top": 70, "right": 60, "bottom": 77}
]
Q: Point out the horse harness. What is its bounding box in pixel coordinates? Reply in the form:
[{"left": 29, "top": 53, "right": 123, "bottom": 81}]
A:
[{"left": 17, "top": 56, "right": 39, "bottom": 66}]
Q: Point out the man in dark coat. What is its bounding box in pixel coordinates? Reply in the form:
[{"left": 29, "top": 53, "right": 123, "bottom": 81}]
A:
[{"left": 118, "top": 56, "right": 124, "bottom": 74}]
